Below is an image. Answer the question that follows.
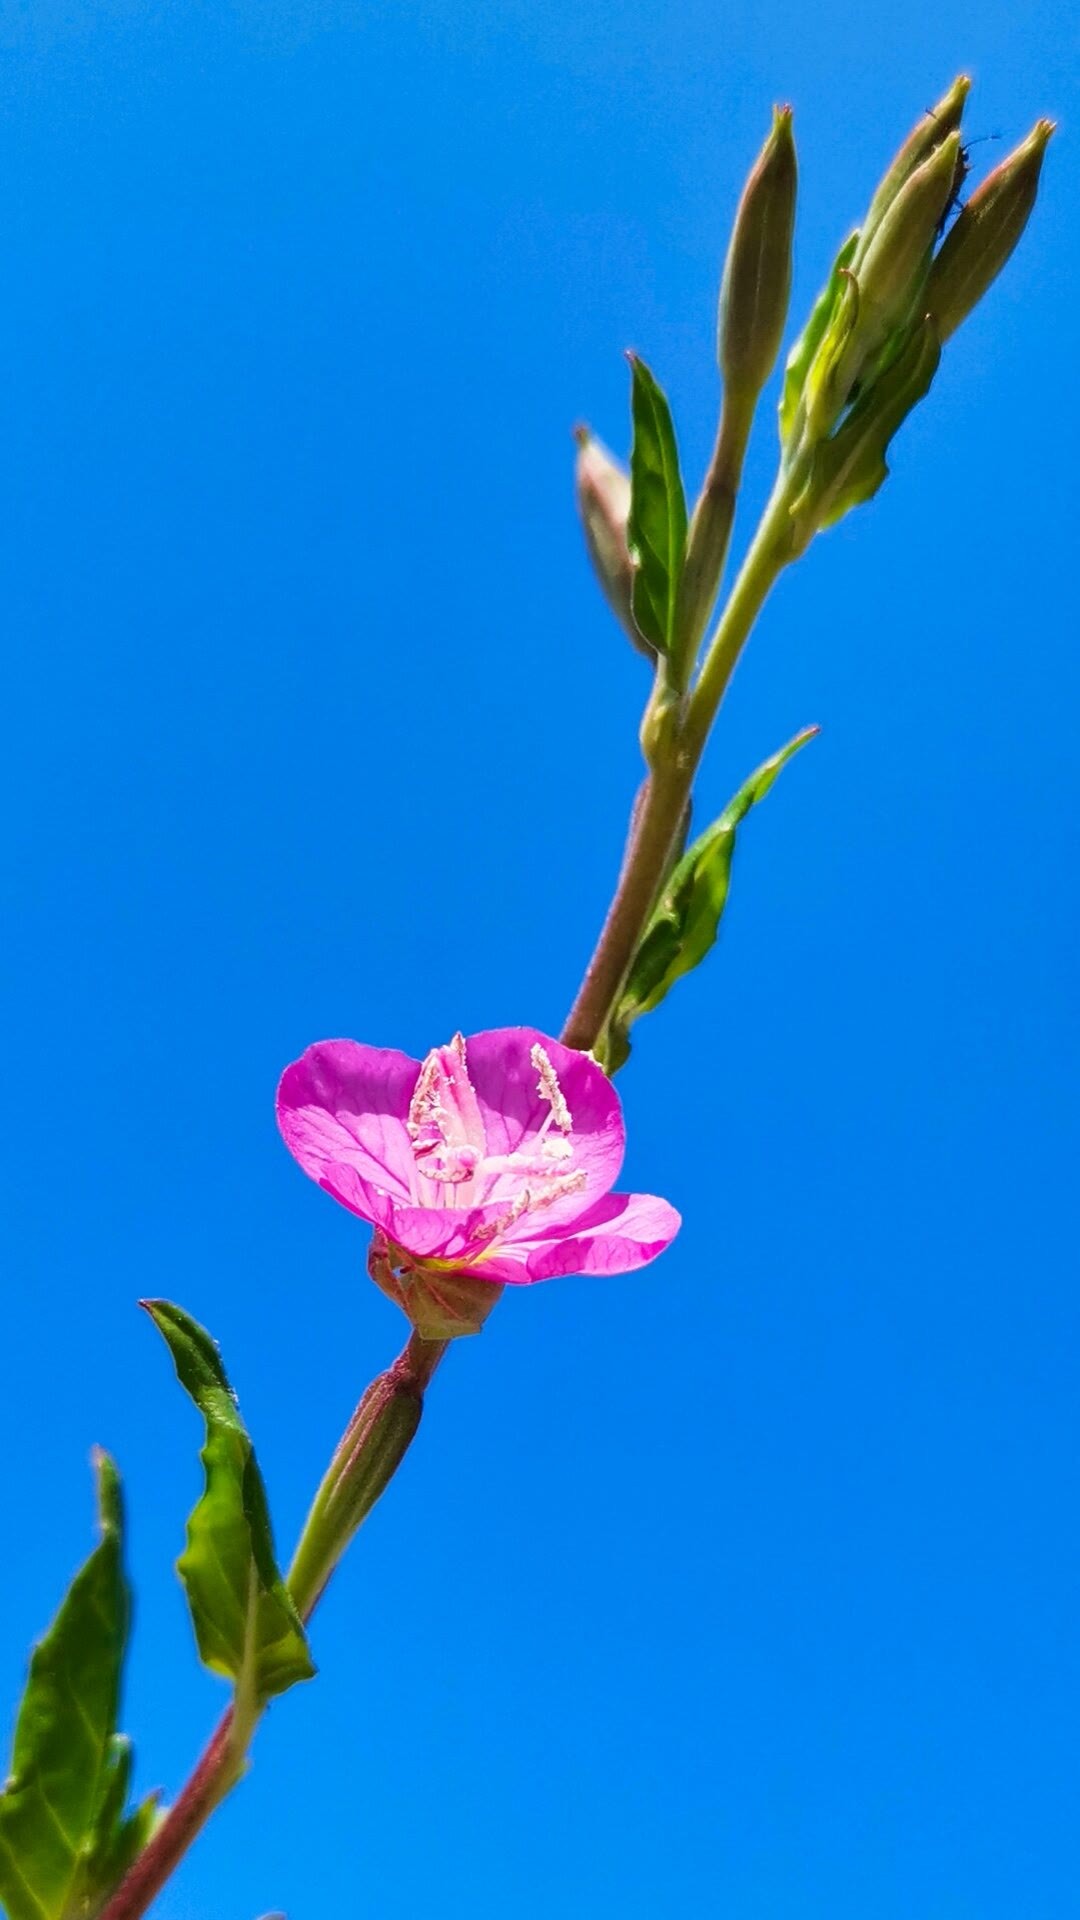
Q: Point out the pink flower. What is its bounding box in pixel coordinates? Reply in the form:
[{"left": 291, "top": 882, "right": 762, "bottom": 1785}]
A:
[{"left": 276, "top": 1028, "right": 680, "bottom": 1301}]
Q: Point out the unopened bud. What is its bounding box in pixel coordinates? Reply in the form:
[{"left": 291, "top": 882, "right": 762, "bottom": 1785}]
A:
[
  {"left": 719, "top": 105, "right": 798, "bottom": 406},
  {"left": 926, "top": 119, "right": 1054, "bottom": 342},
  {"left": 573, "top": 427, "right": 653, "bottom": 659},
  {"left": 856, "top": 131, "right": 961, "bottom": 347},
  {"left": 853, "top": 75, "right": 970, "bottom": 270},
  {"left": 810, "top": 131, "right": 959, "bottom": 430}
]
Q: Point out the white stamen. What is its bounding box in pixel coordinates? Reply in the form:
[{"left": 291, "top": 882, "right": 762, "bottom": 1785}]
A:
[
  {"left": 529, "top": 1168, "right": 588, "bottom": 1209},
  {"left": 471, "top": 1166, "right": 588, "bottom": 1251},
  {"left": 407, "top": 1053, "right": 442, "bottom": 1142},
  {"left": 531, "top": 1043, "right": 572, "bottom": 1132},
  {"left": 541, "top": 1135, "right": 574, "bottom": 1163}
]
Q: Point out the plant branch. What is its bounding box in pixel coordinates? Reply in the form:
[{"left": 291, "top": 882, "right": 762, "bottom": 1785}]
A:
[
  {"left": 564, "top": 463, "right": 801, "bottom": 1056},
  {"left": 670, "top": 392, "right": 755, "bottom": 688},
  {"left": 100, "top": 454, "right": 802, "bottom": 1920},
  {"left": 98, "top": 1333, "right": 446, "bottom": 1920}
]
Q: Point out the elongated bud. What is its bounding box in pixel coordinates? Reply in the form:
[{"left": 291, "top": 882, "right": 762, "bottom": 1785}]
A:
[
  {"left": 856, "top": 131, "right": 960, "bottom": 342},
  {"left": 286, "top": 1343, "right": 437, "bottom": 1620},
  {"left": 573, "top": 426, "right": 653, "bottom": 659},
  {"left": 719, "top": 105, "right": 797, "bottom": 405},
  {"left": 809, "top": 131, "right": 959, "bottom": 432},
  {"left": 854, "top": 75, "right": 970, "bottom": 269},
  {"left": 926, "top": 119, "right": 1054, "bottom": 341}
]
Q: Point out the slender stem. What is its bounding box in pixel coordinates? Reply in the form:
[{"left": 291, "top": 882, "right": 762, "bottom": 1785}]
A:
[
  {"left": 671, "top": 393, "right": 754, "bottom": 687},
  {"left": 98, "top": 1333, "right": 445, "bottom": 1920},
  {"left": 98, "top": 1712, "right": 239, "bottom": 1920},
  {"left": 683, "top": 464, "right": 803, "bottom": 762},
  {"left": 564, "top": 463, "right": 802, "bottom": 1058},
  {"left": 561, "top": 757, "right": 692, "bottom": 1053}
]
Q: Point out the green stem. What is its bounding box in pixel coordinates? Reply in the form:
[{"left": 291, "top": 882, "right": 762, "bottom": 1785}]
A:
[
  {"left": 683, "top": 463, "right": 804, "bottom": 762},
  {"left": 564, "top": 460, "right": 804, "bottom": 1056},
  {"left": 671, "top": 393, "right": 755, "bottom": 687},
  {"left": 561, "top": 758, "right": 694, "bottom": 1053}
]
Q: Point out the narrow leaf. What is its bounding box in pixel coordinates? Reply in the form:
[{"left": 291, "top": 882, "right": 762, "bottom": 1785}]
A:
[
  {"left": 608, "top": 728, "right": 817, "bottom": 1059},
  {"left": 626, "top": 353, "right": 688, "bottom": 654},
  {"left": 779, "top": 230, "right": 858, "bottom": 445},
  {"left": 0, "top": 1454, "right": 134, "bottom": 1920},
  {"left": 145, "top": 1301, "right": 314, "bottom": 1705}
]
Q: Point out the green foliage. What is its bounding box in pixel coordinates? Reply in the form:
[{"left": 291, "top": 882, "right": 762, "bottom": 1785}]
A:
[
  {"left": 778, "top": 231, "right": 858, "bottom": 447},
  {"left": 603, "top": 728, "right": 817, "bottom": 1070},
  {"left": 791, "top": 316, "right": 941, "bottom": 536},
  {"left": 144, "top": 1302, "right": 314, "bottom": 1712},
  {"left": 70, "top": 1740, "right": 159, "bottom": 1918},
  {"left": 626, "top": 353, "right": 688, "bottom": 656},
  {"left": 0, "top": 1454, "right": 157, "bottom": 1920}
]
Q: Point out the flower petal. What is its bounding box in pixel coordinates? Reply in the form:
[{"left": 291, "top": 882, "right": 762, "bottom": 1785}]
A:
[
  {"left": 277, "top": 1040, "right": 421, "bottom": 1208},
  {"left": 463, "top": 1027, "right": 625, "bottom": 1218},
  {"left": 381, "top": 1197, "right": 517, "bottom": 1265},
  {"left": 514, "top": 1191, "right": 681, "bottom": 1283}
]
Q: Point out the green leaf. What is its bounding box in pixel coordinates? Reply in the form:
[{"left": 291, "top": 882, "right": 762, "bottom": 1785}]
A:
[
  {"left": 626, "top": 353, "right": 688, "bottom": 655},
  {"left": 792, "top": 315, "right": 941, "bottom": 534},
  {"left": 70, "top": 1739, "right": 161, "bottom": 1919},
  {"left": 145, "top": 1301, "right": 314, "bottom": 1709},
  {"left": 779, "top": 230, "right": 858, "bottom": 445},
  {"left": 0, "top": 1453, "right": 148, "bottom": 1920},
  {"left": 606, "top": 727, "right": 817, "bottom": 1063}
]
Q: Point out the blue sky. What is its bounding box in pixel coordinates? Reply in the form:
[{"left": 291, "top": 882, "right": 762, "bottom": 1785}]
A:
[{"left": 0, "top": 3, "right": 1076, "bottom": 1917}]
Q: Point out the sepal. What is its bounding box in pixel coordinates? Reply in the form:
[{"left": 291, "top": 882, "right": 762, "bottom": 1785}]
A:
[
  {"left": 369, "top": 1234, "right": 503, "bottom": 1340},
  {"left": 790, "top": 314, "right": 941, "bottom": 541}
]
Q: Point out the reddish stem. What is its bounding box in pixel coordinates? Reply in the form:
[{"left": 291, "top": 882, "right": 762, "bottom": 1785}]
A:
[
  {"left": 100, "top": 1711, "right": 236, "bottom": 1920},
  {"left": 98, "top": 1334, "right": 444, "bottom": 1920},
  {"left": 101, "top": 720, "right": 690, "bottom": 1918}
]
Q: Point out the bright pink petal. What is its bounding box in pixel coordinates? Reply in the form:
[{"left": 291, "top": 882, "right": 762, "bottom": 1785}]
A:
[
  {"left": 277, "top": 1040, "right": 421, "bottom": 1207},
  {"left": 381, "top": 1196, "right": 517, "bottom": 1265},
  {"left": 316, "top": 1164, "right": 400, "bottom": 1228},
  {"left": 512, "top": 1191, "right": 681, "bottom": 1284},
  {"left": 463, "top": 1027, "right": 624, "bottom": 1218}
]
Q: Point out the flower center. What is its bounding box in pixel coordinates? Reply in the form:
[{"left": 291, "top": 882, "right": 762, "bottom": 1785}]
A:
[{"left": 404, "top": 1036, "right": 587, "bottom": 1238}]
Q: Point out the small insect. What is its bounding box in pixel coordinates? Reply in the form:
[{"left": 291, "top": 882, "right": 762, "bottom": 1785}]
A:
[
  {"left": 936, "top": 140, "right": 972, "bottom": 236},
  {"left": 923, "top": 109, "right": 1003, "bottom": 235}
]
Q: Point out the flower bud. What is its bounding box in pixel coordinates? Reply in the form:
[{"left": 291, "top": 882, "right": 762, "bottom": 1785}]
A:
[
  {"left": 718, "top": 105, "right": 798, "bottom": 407},
  {"left": 809, "top": 132, "right": 959, "bottom": 432},
  {"left": 926, "top": 119, "right": 1054, "bottom": 342},
  {"left": 573, "top": 426, "right": 653, "bottom": 659},
  {"left": 855, "top": 131, "right": 961, "bottom": 347},
  {"left": 853, "top": 75, "right": 970, "bottom": 271}
]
